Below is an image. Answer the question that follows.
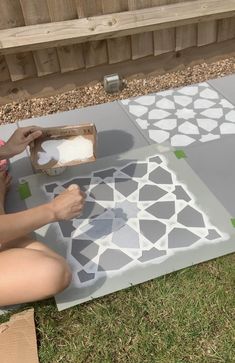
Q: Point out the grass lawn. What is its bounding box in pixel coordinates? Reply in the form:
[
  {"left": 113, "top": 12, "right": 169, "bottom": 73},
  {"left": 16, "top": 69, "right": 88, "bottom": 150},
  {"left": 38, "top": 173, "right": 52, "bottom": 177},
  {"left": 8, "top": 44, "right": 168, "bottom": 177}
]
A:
[{"left": 1, "top": 254, "right": 234, "bottom": 363}]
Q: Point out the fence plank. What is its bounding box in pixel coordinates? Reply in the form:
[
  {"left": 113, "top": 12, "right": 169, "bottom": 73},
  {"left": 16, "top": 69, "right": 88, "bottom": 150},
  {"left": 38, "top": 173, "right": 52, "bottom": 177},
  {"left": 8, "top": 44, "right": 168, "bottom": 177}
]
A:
[
  {"left": 154, "top": 28, "right": 175, "bottom": 55},
  {"left": 0, "top": 0, "right": 36, "bottom": 81},
  {"left": 218, "top": 17, "right": 235, "bottom": 41},
  {"left": 47, "top": 0, "right": 84, "bottom": 73},
  {"left": 76, "top": 0, "right": 107, "bottom": 68},
  {"left": 198, "top": 20, "right": 217, "bottom": 46},
  {"left": 176, "top": 24, "right": 197, "bottom": 50},
  {"left": 76, "top": 0, "right": 103, "bottom": 17},
  {"left": 20, "top": 0, "right": 60, "bottom": 77},
  {"left": 0, "top": 56, "right": 10, "bottom": 82},
  {"left": 102, "top": 0, "right": 130, "bottom": 64},
  {"left": 153, "top": 0, "right": 176, "bottom": 55},
  {"left": 175, "top": 0, "right": 198, "bottom": 51},
  {"left": 128, "top": 0, "right": 154, "bottom": 59}
]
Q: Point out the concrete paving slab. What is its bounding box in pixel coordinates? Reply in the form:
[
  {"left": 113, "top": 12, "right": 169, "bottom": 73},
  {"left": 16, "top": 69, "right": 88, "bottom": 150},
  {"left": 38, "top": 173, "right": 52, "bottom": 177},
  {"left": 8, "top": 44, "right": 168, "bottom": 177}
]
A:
[
  {"left": 208, "top": 74, "right": 235, "bottom": 106},
  {"left": 18, "top": 101, "right": 148, "bottom": 158},
  {"left": 185, "top": 134, "right": 235, "bottom": 217},
  {"left": 22, "top": 144, "right": 235, "bottom": 310}
]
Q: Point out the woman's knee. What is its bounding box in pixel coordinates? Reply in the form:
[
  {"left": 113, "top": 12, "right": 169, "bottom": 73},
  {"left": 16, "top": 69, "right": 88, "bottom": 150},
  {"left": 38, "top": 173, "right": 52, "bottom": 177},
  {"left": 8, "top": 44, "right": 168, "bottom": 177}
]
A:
[{"left": 40, "top": 255, "right": 72, "bottom": 296}]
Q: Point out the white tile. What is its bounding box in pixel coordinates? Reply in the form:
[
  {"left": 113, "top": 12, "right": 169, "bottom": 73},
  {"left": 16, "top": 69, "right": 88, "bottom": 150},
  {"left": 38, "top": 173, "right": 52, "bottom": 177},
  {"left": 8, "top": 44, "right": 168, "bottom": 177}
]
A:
[
  {"left": 174, "top": 95, "right": 192, "bottom": 107},
  {"left": 171, "top": 134, "right": 195, "bottom": 147},
  {"left": 200, "top": 108, "right": 223, "bottom": 119},
  {"left": 178, "top": 121, "right": 199, "bottom": 135},
  {"left": 200, "top": 88, "right": 219, "bottom": 100},
  {"left": 129, "top": 105, "right": 148, "bottom": 117},
  {"left": 154, "top": 119, "right": 177, "bottom": 130},
  {"left": 220, "top": 123, "right": 235, "bottom": 134},
  {"left": 175, "top": 108, "right": 196, "bottom": 120},
  {"left": 197, "top": 118, "right": 218, "bottom": 132},
  {"left": 225, "top": 110, "right": 235, "bottom": 122},
  {"left": 148, "top": 109, "right": 171, "bottom": 120},
  {"left": 156, "top": 98, "right": 175, "bottom": 109},
  {"left": 135, "top": 96, "right": 155, "bottom": 106},
  {"left": 194, "top": 99, "right": 215, "bottom": 109},
  {"left": 149, "top": 130, "right": 170, "bottom": 143}
]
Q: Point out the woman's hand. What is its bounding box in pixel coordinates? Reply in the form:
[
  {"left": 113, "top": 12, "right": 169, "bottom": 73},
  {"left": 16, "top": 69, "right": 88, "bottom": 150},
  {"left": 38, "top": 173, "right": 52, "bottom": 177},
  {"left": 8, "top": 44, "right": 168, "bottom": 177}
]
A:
[
  {"left": 5, "top": 127, "right": 42, "bottom": 158},
  {"left": 49, "top": 184, "right": 86, "bottom": 221}
]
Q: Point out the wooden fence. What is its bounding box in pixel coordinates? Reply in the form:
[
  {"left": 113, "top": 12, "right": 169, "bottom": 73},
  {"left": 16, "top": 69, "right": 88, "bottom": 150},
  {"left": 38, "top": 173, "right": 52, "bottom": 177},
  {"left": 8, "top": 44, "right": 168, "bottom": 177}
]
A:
[{"left": 0, "top": 0, "right": 235, "bottom": 100}]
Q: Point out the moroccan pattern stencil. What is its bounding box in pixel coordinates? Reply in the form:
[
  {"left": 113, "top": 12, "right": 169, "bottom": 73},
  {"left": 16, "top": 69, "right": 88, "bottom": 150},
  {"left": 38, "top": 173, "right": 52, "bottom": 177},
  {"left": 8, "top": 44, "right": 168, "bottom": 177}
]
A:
[
  {"left": 44, "top": 154, "right": 227, "bottom": 287},
  {"left": 120, "top": 82, "right": 235, "bottom": 147}
]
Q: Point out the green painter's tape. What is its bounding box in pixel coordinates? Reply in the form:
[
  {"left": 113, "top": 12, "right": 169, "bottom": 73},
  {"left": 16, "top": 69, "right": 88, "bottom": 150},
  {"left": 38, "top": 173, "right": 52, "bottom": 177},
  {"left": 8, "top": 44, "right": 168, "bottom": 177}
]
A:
[
  {"left": 174, "top": 150, "right": 186, "bottom": 159},
  {"left": 18, "top": 181, "right": 31, "bottom": 200},
  {"left": 230, "top": 219, "right": 235, "bottom": 228}
]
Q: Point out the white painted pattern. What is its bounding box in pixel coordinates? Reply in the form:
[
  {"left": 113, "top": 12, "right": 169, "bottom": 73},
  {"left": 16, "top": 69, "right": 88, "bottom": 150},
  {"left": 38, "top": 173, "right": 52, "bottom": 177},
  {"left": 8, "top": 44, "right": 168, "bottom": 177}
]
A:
[{"left": 121, "top": 82, "right": 235, "bottom": 148}]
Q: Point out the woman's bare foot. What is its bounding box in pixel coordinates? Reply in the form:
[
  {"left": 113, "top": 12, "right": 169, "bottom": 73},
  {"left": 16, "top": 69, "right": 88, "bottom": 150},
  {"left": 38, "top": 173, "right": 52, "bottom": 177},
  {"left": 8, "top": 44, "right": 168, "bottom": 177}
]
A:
[{"left": 0, "top": 172, "right": 12, "bottom": 213}]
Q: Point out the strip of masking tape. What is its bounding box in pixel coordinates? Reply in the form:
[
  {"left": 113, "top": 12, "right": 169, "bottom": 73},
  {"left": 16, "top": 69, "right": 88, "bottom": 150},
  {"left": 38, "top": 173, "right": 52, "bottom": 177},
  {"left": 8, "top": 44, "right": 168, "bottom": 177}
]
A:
[
  {"left": 18, "top": 181, "right": 31, "bottom": 200},
  {"left": 174, "top": 150, "right": 186, "bottom": 159}
]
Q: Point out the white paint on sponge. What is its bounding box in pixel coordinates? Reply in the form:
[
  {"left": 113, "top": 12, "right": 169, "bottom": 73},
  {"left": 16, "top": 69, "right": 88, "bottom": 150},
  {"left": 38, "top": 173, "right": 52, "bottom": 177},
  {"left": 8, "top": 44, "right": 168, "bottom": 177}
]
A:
[{"left": 37, "top": 136, "right": 94, "bottom": 165}]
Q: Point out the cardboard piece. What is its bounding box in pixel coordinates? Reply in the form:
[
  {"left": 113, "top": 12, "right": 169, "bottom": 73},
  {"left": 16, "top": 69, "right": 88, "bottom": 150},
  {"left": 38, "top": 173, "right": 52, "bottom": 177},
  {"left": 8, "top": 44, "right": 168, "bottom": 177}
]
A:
[
  {"left": 0, "top": 309, "right": 39, "bottom": 363},
  {"left": 30, "top": 124, "right": 97, "bottom": 171}
]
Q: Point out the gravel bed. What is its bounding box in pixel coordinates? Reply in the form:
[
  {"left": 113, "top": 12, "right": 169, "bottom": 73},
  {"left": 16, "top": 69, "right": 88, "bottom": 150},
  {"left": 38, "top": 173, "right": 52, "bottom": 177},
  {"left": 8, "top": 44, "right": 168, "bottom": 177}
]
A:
[{"left": 0, "top": 57, "right": 235, "bottom": 125}]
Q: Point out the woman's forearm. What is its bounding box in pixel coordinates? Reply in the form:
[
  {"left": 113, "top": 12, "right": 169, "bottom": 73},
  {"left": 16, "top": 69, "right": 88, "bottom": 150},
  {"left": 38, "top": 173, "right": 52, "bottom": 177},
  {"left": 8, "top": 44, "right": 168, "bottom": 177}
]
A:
[
  {"left": 0, "top": 144, "right": 14, "bottom": 160},
  {"left": 0, "top": 204, "right": 56, "bottom": 244}
]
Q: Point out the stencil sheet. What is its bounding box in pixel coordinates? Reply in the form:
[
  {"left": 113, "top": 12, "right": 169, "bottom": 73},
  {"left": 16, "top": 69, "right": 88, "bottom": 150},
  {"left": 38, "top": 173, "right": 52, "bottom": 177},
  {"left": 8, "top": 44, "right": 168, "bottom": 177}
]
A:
[{"left": 23, "top": 145, "right": 235, "bottom": 310}]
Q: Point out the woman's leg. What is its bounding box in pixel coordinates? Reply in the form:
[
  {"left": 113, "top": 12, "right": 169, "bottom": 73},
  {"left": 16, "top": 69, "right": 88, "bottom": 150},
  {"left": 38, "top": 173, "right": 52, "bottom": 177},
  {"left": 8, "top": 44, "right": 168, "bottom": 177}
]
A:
[
  {"left": 0, "top": 172, "right": 72, "bottom": 306},
  {"left": 0, "top": 247, "right": 71, "bottom": 306}
]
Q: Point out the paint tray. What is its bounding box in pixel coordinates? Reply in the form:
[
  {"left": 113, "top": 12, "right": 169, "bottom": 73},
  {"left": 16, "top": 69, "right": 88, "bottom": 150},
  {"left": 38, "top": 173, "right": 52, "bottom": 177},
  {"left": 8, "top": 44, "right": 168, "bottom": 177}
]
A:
[{"left": 30, "top": 124, "right": 97, "bottom": 173}]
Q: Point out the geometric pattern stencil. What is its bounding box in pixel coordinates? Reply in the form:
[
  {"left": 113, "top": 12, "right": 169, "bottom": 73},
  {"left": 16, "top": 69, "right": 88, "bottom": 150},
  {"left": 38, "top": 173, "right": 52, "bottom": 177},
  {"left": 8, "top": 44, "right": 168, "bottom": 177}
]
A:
[
  {"left": 121, "top": 82, "right": 235, "bottom": 147},
  {"left": 44, "top": 152, "right": 226, "bottom": 292}
]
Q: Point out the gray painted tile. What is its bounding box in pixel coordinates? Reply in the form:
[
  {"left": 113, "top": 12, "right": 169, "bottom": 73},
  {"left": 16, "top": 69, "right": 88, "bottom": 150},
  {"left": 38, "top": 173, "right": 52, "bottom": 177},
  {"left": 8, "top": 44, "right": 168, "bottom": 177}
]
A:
[
  {"left": 173, "top": 185, "right": 191, "bottom": 202},
  {"left": 98, "top": 249, "right": 132, "bottom": 271},
  {"left": 120, "top": 163, "right": 148, "bottom": 178},
  {"left": 139, "top": 220, "right": 166, "bottom": 244},
  {"left": 139, "top": 184, "right": 167, "bottom": 201},
  {"left": 168, "top": 228, "right": 200, "bottom": 248},
  {"left": 149, "top": 167, "right": 173, "bottom": 184},
  {"left": 146, "top": 201, "right": 175, "bottom": 219},
  {"left": 71, "top": 239, "right": 93, "bottom": 255},
  {"left": 58, "top": 220, "right": 75, "bottom": 237},
  {"left": 177, "top": 205, "right": 205, "bottom": 228},
  {"left": 138, "top": 248, "right": 166, "bottom": 262},
  {"left": 90, "top": 182, "right": 114, "bottom": 201},
  {"left": 45, "top": 183, "right": 58, "bottom": 193},
  {"left": 78, "top": 270, "right": 95, "bottom": 283},
  {"left": 94, "top": 168, "right": 116, "bottom": 179},
  {"left": 206, "top": 229, "right": 221, "bottom": 240},
  {"left": 115, "top": 178, "right": 138, "bottom": 197}
]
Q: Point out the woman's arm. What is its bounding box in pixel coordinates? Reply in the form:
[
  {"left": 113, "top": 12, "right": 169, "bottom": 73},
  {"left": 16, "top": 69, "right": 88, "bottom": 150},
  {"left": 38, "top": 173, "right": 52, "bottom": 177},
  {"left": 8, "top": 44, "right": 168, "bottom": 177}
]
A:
[
  {"left": 0, "top": 184, "right": 85, "bottom": 245},
  {"left": 0, "top": 126, "right": 42, "bottom": 160},
  {"left": 0, "top": 204, "right": 55, "bottom": 243}
]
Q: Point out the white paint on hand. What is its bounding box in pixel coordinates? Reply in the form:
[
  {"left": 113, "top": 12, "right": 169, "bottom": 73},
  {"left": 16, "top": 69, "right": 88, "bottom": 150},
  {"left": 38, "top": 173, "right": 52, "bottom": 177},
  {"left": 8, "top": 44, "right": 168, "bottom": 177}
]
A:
[{"left": 37, "top": 136, "right": 94, "bottom": 165}]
